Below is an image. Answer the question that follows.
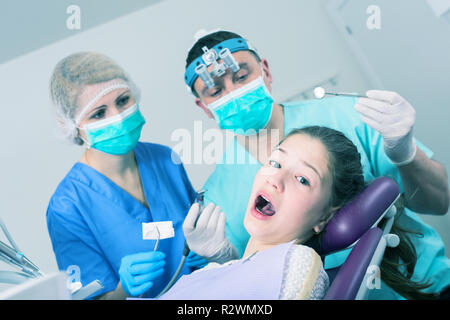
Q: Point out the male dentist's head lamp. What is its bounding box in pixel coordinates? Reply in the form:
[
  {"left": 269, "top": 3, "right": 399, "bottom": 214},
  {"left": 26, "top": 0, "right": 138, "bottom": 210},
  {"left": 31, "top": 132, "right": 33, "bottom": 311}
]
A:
[{"left": 185, "top": 38, "right": 251, "bottom": 91}]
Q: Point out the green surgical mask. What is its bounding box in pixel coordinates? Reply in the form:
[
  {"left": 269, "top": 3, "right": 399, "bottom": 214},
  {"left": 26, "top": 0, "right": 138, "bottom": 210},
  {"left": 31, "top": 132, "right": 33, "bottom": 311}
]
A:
[
  {"left": 206, "top": 76, "right": 274, "bottom": 135},
  {"left": 82, "top": 103, "right": 146, "bottom": 155}
]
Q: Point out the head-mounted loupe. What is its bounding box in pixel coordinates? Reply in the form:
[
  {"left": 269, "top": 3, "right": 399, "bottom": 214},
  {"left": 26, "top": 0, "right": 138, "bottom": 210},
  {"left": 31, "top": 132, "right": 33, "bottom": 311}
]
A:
[
  {"left": 185, "top": 38, "right": 253, "bottom": 90},
  {"left": 194, "top": 47, "right": 240, "bottom": 89}
]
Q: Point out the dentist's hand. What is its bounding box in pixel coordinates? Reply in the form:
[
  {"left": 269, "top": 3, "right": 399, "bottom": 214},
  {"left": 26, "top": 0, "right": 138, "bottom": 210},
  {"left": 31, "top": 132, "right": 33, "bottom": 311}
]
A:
[
  {"left": 355, "top": 90, "right": 417, "bottom": 166},
  {"left": 183, "top": 203, "right": 239, "bottom": 264},
  {"left": 119, "top": 251, "right": 165, "bottom": 297}
]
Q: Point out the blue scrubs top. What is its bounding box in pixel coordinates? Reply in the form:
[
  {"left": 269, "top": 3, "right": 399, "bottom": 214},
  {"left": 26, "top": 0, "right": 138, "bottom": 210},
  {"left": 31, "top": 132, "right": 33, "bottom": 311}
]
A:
[
  {"left": 203, "top": 96, "right": 450, "bottom": 299},
  {"left": 46, "top": 142, "right": 197, "bottom": 297}
]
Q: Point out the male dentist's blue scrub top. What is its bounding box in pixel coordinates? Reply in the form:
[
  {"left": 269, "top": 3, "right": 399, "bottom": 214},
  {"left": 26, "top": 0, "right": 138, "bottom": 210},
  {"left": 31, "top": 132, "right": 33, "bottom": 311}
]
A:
[
  {"left": 46, "top": 142, "right": 197, "bottom": 297},
  {"left": 203, "top": 96, "right": 450, "bottom": 299}
]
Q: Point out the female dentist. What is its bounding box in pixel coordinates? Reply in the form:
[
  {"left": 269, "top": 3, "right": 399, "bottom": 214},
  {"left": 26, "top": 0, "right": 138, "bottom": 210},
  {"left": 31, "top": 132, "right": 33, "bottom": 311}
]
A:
[{"left": 46, "top": 52, "right": 199, "bottom": 299}]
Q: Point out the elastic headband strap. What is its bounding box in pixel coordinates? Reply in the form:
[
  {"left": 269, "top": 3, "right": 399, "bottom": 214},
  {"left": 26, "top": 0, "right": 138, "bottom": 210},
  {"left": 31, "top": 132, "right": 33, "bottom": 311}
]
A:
[
  {"left": 75, "top": 81, "right": 130, "bottom": 125},
  {"left": 184, "top": 38, "right": 250, "bottom": 89}
]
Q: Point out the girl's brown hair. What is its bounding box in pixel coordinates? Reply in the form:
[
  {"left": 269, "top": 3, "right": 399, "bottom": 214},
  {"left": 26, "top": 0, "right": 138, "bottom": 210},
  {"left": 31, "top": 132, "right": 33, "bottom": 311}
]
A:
[{"left": 281, "top": 126, "right": 437, "bottom": 299}]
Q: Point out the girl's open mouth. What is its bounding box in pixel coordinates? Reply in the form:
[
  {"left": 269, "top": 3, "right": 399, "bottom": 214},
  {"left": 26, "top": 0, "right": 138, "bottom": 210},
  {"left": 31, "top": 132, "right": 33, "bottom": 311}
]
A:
[{"left": 254, "top": 193, "right": 276, "bottom": 216}]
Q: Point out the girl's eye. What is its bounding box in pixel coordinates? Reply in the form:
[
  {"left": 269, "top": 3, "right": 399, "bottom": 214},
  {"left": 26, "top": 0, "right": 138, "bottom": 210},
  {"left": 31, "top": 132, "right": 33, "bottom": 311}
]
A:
[
  {"left": 91, "top": 109, "right": 106, "bottom": 120},
  {"left": 269, "top": 160, "right": 281, "bottom": 169},
  {"left": 117, "top": 95, "right": 130, "bottom": 106},
  {"left": 296, "top": 176, "right": 310, "bottom": 186}
]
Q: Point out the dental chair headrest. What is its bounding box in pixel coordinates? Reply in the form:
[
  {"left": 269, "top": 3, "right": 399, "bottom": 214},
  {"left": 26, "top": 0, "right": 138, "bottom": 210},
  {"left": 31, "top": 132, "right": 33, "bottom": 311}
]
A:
[{"left": 310, "top": 177, "right": 400, "bottom": 256}]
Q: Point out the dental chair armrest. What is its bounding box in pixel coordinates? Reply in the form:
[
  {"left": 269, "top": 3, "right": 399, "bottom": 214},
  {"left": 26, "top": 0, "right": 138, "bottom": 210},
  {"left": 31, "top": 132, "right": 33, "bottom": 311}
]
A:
[{"left": 324, "top": 227, "right": 382, "bottom": 300}]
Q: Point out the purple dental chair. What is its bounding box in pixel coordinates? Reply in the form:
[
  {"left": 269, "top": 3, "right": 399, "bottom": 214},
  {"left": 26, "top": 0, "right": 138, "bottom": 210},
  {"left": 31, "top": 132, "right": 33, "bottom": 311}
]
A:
[{"left": 308, "top": 177, "right": 401, "bottom": 300}]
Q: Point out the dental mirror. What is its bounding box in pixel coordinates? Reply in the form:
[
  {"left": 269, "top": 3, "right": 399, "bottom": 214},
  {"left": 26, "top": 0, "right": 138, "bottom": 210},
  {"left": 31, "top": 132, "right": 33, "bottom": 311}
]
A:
[{"left": 313, "top": 86, "right": 366, "bottom": 99}]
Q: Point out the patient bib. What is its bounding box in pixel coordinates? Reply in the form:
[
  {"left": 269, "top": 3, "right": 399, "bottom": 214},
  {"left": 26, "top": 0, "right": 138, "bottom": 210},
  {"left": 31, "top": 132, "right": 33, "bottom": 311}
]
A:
[{"left": 159, "top": 242, "right": 293, "bottom": 300}]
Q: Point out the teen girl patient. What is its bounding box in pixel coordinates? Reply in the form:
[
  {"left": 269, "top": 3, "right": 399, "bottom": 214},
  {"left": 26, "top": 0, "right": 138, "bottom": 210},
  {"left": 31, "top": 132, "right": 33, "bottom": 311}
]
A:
[{"left": 161, "top": 126, "right": 436, "bottom": 300}]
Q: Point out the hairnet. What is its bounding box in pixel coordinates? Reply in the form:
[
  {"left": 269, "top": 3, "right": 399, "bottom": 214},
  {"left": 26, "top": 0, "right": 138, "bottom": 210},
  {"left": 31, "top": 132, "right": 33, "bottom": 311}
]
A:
[{"left": 49, "top": 52, "right": 141, "bottom": 145}]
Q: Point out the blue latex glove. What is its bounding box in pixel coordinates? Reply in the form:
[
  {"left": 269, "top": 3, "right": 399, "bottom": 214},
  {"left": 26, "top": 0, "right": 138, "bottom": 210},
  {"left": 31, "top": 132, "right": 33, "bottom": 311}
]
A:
[
  {"left": 119, "top": 251, "right": 165, "bottom": 297},
  {"left": 186, "top": 250, "right": 209, "bottom": 270}
]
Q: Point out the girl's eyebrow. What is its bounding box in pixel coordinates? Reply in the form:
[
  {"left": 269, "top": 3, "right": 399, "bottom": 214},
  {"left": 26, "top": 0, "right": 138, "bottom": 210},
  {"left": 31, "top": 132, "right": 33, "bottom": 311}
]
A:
[{"left": 274, "top": 147, "right": 322, "bottom": 179}]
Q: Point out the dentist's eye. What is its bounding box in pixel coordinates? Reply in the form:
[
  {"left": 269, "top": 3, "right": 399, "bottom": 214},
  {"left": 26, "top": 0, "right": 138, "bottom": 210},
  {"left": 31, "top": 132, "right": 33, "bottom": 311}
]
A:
[
  {"left": 269, "top": 160, "right": 281, "bottom": 169},
  {"left": 210, "top": 87, "right": 222, "bottom": 97},
  {"left": 296, "top": 176, "right": 310, "bottom": 186},
  {"left": 90, "top": 108, "right": 106, "bottom": 120},
  {"left": 234, "top": 71, "right": 248, "bottom": 82},
  {"left": 237, "top": 74, "right": 248, "bottom": 81},
  {"left": 116, "top": 95, "right": 130, "bottom": 107}
]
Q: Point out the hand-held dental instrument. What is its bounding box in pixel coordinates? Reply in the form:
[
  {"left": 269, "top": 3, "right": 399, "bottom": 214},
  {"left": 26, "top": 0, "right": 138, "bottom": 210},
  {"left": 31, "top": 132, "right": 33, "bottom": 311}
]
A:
[
  {"left": 154, "top": 189, "right": 206, "bottom": 298},
  {"left": 313, "top": 86, "right": 367, "bottom": 99},
  {"left": 138, "top": 226, "right": 161, "bottom": 298},
  {"left": 153, "top": 225, "right": 160, "bottom": 252},
  {"left": 0, "top": 217, "right": 104, "bottom": 299},
  {"left": 0, "top": 241, "right": 42, "bottom": 277},
  {"left": 194, "top": 189, "right": 206, "bottom": 221},
  {"left": 0, "top": 217, "right": 42, "bottom": 280}
]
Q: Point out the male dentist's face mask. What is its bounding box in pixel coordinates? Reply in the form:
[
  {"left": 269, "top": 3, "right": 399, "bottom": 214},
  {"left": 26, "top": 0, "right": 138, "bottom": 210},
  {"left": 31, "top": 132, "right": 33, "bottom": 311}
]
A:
[
  {"left": 82, "top": 103, "right": 146, "bottom": 155},
  {"left": 206, "top": 76, "right": 274, "bottom": 135}
]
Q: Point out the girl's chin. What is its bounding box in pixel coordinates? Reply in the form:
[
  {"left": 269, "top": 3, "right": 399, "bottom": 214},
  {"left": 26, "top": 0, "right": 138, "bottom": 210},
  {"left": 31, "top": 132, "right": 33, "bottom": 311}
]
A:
[
  {"left": 245, "top": 215, "right": 297, "bottom": 245},
  {"left": 244, "top": 215, "right": 275, "bottom": 238}
]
